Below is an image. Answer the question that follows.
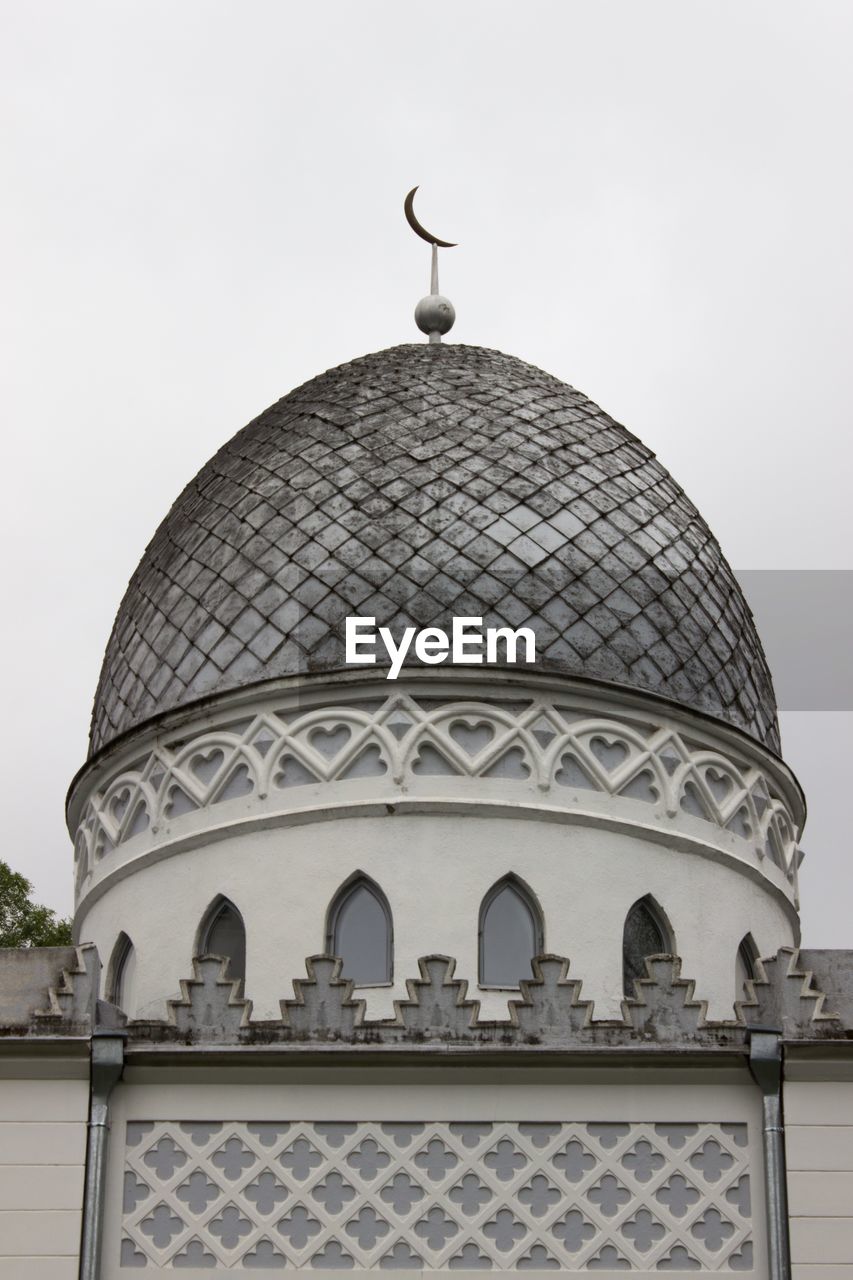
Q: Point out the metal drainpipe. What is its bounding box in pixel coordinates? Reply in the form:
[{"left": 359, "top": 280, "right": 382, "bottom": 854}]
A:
[
  {"left": 748, "top": 1029, "right": 792, "bottom": 1280},
  {"left": 79, "top": 1032, "right": 125, "bottom": 1280}
]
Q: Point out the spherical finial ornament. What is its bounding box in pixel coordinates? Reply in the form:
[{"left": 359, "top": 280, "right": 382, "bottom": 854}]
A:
[{"left": 415, "top": 294, "right": 455, "bottom": 338}]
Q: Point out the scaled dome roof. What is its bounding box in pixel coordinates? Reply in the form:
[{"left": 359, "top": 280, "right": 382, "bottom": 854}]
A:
[{"left": 90, "top": 344, "right": 779, "bottom": 756}]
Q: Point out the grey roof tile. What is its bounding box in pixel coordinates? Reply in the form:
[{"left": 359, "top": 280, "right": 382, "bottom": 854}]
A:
[{"left": 89, "top": 344, "right": 779, "bottom": 756}]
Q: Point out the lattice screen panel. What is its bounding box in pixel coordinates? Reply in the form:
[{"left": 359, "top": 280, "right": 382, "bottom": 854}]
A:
[{"left": 120, "top": 1120, "right": 753, "bottom": 1270}]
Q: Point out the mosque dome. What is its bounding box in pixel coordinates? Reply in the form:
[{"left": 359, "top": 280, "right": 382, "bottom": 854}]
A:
[
  {"left": 90, "top": 343, "right": 778, "bottom": 757},
  {"left": 74, "top": 339, "right": 800, "bottom": 1027}
]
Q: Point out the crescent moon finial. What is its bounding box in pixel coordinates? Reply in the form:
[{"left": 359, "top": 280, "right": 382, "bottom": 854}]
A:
[
  {"left": 404, "top": 186, "right": 458, "bottom": 248},
  {"left": 405, "top": 187, "right": 457, "bottom": 344}
]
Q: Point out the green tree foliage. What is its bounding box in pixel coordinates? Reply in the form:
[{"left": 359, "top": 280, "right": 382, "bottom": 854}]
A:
[{"left": 0, "top": 860, "right": 72, "bottom": 947}]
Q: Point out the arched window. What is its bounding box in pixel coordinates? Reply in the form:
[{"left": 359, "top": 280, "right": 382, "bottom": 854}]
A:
[
  {"left": 107, "top": 932, "right": 137, "bottom": 1015},
  {"left": 736, "top": 933, "right": 760, "bottom": 999},
  {"left": 623, "top": 896, "right": 674, "bottom": 996},
  {"left": 197, "top": 897, "right": 246, "bottom": 983},
  {"left": 479, "top": 876, "right": 543, "bottom": 987},
  {"left": 326, "top": 876, "right": 392, "bottom": 985}
]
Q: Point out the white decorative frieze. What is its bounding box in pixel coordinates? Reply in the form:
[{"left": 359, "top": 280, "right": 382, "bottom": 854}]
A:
[
  {"left": 73, "top": 686, "right": 800, "bottom": 899},
  {"left": 120, "top": 1119, "right": 752, "bottom": 1271}
]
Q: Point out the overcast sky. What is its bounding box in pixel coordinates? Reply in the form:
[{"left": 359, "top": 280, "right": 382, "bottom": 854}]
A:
[{"left": 1, "top": 1, "right": 851, "bottom": 947}]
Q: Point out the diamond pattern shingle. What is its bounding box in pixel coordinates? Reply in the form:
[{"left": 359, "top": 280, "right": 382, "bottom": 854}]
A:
[{"left": 89, "top": 345, "right": 779, "bottom": 756}]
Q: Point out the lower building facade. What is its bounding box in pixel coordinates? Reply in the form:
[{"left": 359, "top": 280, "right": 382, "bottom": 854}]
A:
[{"left": 2, "top": 943, "right": 852, "bottom": 1278}]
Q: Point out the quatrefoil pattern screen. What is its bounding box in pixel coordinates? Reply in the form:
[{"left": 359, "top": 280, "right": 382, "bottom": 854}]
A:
[{"left": 119, "top": 1119, "right": 753, "bottom": 1270}]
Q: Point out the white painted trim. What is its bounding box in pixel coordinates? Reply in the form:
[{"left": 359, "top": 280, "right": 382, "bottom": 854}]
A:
[{"left": 71, "top": 678, "right": 802, "bottom": 916}]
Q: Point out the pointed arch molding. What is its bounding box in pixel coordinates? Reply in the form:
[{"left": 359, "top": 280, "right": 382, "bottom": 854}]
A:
[
  {"left": 624, "top": 894, "right": 675, "bottom": 952},
  {"left": 106, "top": 931, "right": 134, "bottom": 1005},
  {"left": 196, "top": 895, "right": 246, "bottom": 984},
  {"left": 479, "top": 874, "right": 544, "bottom": 987},
  {"left": 738, "top": 932, "right": 760, "bottom": 970},
  {"left": 70, "top": 679, "right": 802, "bottom": 909},
  {"left": 622, "top": 895, "right": 675, "bottom": 998},
  {"left": 326, "top": 873, "right": 393, "bottom": 986},
  {"left": 106, "top": 930, "right": 140, "bottom": 1015},
  {"left": 736, "top": 931, "right": 761, "bottom": 997}
]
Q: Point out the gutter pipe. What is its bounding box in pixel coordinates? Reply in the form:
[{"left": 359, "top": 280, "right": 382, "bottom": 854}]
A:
[
  {"left": 748, "top": 1028, "right": 792, "bottom": 1280},
  {"left": 79, "top": 1032, "right": 125, "bottom": 1280}
]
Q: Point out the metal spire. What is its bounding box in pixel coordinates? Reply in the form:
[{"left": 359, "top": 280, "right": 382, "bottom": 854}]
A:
[{"left": 404, "top": 186, "right": 457, "bottom": 344}]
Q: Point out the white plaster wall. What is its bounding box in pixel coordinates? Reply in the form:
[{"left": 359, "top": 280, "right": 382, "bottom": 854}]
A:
[
  {"left": 0, "top": 1057, "right": 88, "bottom": 1279},
  {"left": 785, "top": 1070, "right": 853, "bottom": 1278},
  {"left": 77, "top": 811, "right": 795, "bottom": 1022}
]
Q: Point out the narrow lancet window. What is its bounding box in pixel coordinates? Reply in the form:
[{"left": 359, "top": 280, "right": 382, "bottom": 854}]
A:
[
  {"left": 479, "top": 876, "right": 543, "bottom": 987},
  {"left": 736, "top": 933, "right": 760, "bottom": 999},
  {"left": 198, "top": 897, "right": 246, "bottom": 983},
  {"left": 622, "top": 896, "right": 673, "bottom": 996},
  {"left": 326, "top": 876, "right": 392, "bottom": 985},
  {"left": 108, "top": 932, "right": 137, "bottom": 1015}
]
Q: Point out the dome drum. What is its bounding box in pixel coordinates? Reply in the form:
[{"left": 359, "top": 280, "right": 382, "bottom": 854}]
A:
[{"left": 70, "top": 669, "right": 802, "bottom": 1023}]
